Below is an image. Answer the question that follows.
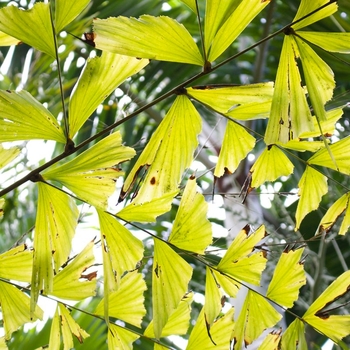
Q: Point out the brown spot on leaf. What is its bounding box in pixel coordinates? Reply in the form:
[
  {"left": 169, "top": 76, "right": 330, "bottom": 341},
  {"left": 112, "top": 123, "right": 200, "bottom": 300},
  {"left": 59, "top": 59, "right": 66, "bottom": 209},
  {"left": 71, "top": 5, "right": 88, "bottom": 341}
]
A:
[
  {"left": 83, "top": 32, "right": 96, "bottom": 47},
  {"left": 150, "top": 177, "right": 156, "bottom": 185},
  {"left": 81, "top": 271, "right": 97, "bottom": 281}
]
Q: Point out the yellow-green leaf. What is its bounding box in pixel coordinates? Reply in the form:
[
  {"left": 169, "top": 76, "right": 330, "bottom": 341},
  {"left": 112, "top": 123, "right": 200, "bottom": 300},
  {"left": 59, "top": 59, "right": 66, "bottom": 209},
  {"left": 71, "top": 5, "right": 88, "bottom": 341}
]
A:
[
  {"left": 48, "top": 308, "right": 61, "bottom": 350},
  {"left": 121, "top": 96, "right": 201, "bottom": 204},
  {"left": 0, "top": 31, "right": 19, "bottom": 46},
  {"left": 55, "top": 0, "right": 90, "bottom": 32},
  {"left": 318, "top": 192, "right": 350, "bottom": 235},
  {"left": 69, "top": 52, "right": 148, "bottom": 138},
  {"left": 212, "top": 269, "right": 241, "bottom": 298},
  {"left": 258, "top": 330, "right": 282, "bottom": 350},
  {"left": 117, "top": 190, "right": 178, "bottom": 223},
  {"left": 144, "top": 292, "right": 193, "bottom": 338},
  {"left": 217, "top": 225, "right": 267, "bottom": 285},
  {"left": 152, "top": 239, "right": 193, "bottom": 339},
  {"left": 186, "top": 82, "right": 274, "bottom": 115},
  {"left": 93, "top": 15, "right": 203, "bottom": 66},
  {"left": 0, "top": 337, "right": 7, "bottom": 350},
  {"left": 43, "top": 131, "right": 135, "bottom": 209},
  {"left": 187, "top": 307, "right": 234, "bottom": 349},
  {"left": 168, "top": 176, "right": 212, "bottom": 254},
  {"left": 281, "top": 319, "right": 307, "bottom": 350},
  {"left": 0, "top": 3, "right": 55, "bottom": 57},
  {"left": 52, "top": 241, "right": 96, "bottom": 300},
  {"left": 250, "top": 146, "right": 294, "bottom": 189},
  {"left": 0, "top": 144, "right": 20, "bottom": 169},
  {"left": 95, "top": 271, "right": 146, "bottom": 327},
  {"left": 108, "top": 324, "right": 139, "bottom": 350},
  {"left": 215, "top": 121, "right": 256, "bottom": 177},
  {"left": 0, "top": 90, "right": 65, "bottom": 143},
  {"left": 309, "top": 136, "right": 350, "bottom": 174},
  {"left": 0, "top": 281, "right": 43, "bottom": 340},
  {"left": 303, "top": 270, "right": 350, "bottom": 343},
  {"left": 233, "top": 290, "right": 281, "bottom": 349},
  {"left": 292, "top": 0, "right": 338, "bottom": 31},
  {"left": 267, "top": 247, "right": 306, "bottom": 308},
  {"left": 227, "top": 101, "right": 272, "bottom": 120},
  {"left": 32, "top": 182, "right": 79, "bottom": 311},
  {"left": 207, "top": 0, "right": 270, "bottom": 62},
  {"left": 295, "top": 166, "right": 328, "bottom": 230},
  {"left": 180, "top": 0, "right": 197, "bottom": 12},
  {"left": 279, "top": 140, "right": 325, "bottom": 153},
  {"left": 0, "top": 244, "right": 32, "bottom": 283},
  {"left": 0, "top": 198, "right": 4, "bottom": 218},
  {"left": 298, "top": 32, "right": 350, "bottom": 53},
  {"left": 59, "top": 304, "right": 89, "bottom": 350}
]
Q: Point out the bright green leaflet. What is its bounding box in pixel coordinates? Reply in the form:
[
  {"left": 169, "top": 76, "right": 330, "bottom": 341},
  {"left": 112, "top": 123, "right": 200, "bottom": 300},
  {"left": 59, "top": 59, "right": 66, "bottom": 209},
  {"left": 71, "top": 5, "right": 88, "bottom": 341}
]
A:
[
  {"left": 281, "top": 319, "right": 307, "bottom": 350},
  {"left": 55, "top": 0, "right": 90, "bottom": 32},
  {"left": 108, "top": 324, "right": 139, "bottom": 350},
  {"left": 179, "top": 0, "right": 197, "bottom": 13},
  {"left": 297, "top": 32, "right": 350, "bottom": 53},
  {"left": 0, "top": 145, "right": 20, "bottom": 169},
  {"left": 93, "top": 15, "right": 203, "bottom": 65},
  {"left": 0, "top": 31, "right": 19, "bottom": 46},
  {"left": 258, "top": 332, "right": 282, "bottom": 350},
  {"left": 48, "top": 308, "right": 61, "bottom": 350}
]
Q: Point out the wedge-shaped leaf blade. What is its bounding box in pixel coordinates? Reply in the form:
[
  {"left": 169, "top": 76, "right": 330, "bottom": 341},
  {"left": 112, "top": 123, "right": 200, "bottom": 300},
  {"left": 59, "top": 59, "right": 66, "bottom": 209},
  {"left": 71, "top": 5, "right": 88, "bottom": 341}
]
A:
[
  {"left": 55, "top": 0, "right": 90, "bottom": 32},
  {"left": 292, "top": 0, "right": 338, "bottom": 31},
  {"left": 93, "top": 15, "right": 203, "bottom": 65},
  {"left": 144, "top": 292, "right": 193, "bottom": 338},
  {"left": 250, "top": 146, "right": 294, "bottom": 189},
  {"left": 180, "top": 0, "right": 197, "bottom": 13},
  {"left": 279, "top": 140, "right": 325, "bottom": 153},
  {"left": 266, "top": 247, "right": 306, "bottom": 308},
  {"left": 152, "top": 240, "right": 193, "bottom": 339},
  {"left": 0, "top": 281, "right": 43, "bottom": 340},
  {"left": 295, "top": 166, "right": 327, "bottom": 230},
  {"left": 0, "top": 144, "right": 20, "bottom": 169},
  {"left": 217, "top": 225, "right": 267, "bottom": 285},
  {"left": 0, "top": 244, "right": 32, "bottom": 283},
  {"left": 186, "top": 82, "right": 274, "bottom": 115},
  {"left": 309, "top": 136, "right": 350, "bottom": 174},
  {"left": 32, "top": 183, "right": 79, "bottom": 311},
  {"left": 52, "top": 241, "right": 96, "bottom": 300},
  {"left": 0, "top": 31, "right": 20, "bottom": 46},
  {"left": 207, "top": 0, "right": 270, "bottom": 62},
  {"left": 108, "top": 324, "right": 139, "bottom": 350},
  {"left": 48, "top": 308, "right": 61, "bottom": 350},
  {"left": 120, "top": 96, "right": 201, "bottom": 204},
  {"left": 0, "top": 90, "right": 65, "bottom": 143},
  {"left": 59, "top": 304, "right": 89, "bottom": 349},
  {"left": 318, "top": 192, "right": 350, "bottom": 235},
  {"left": 227, "top": 101, "right": 272, "bottom": 121},
  {"left": 95, "top": 271, "right": 146, "bottom": 327},
  {"left": 258, "top": 330, "right": 282, "bottom": 350},
  {"left": 233, "top": 290, "right": 281, "bottom": 349},
  {"left": 44, "top": 132, "right": 135, "bottom": 209},
  {"left": 212, "top": 269, "right": 241, "bottom": 298},
  {"left": 168, "top": 176, "right": 212, "bottom": 254},
  {"left": 117, "top": 190, "right": 178, "bottom": 223},
  {"left": 187, "top": 307, "right": 234, "bottom": 349},
  {"left": 69, "top": 52, "right": 148, "bottom": 138},
  {"left": 215, "top": 121, "right": 255, "bottom": 177},
  {"left": 297, "top": 32, "right": 350, "bottom": 53},
  {"left": 303, "top": 270, "right": 350, "bottom": 343},
  {"left": 0, "top": 3, "right": 55, "bottom": 57},
  {"left": 281, "top": 319, "right": 307, "bottom": 350}
]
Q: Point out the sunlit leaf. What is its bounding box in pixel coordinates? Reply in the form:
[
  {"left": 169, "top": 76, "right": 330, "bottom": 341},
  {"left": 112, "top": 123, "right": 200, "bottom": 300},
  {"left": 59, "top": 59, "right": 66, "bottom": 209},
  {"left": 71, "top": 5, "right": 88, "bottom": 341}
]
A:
[
  {"left": 59, "top": 304, "right": 89, "bottom": 350},
  {"left": 217, "top": 225, "right": 267, "bottom": 285},
  {"left": 0, "top": 90, "right": 65, "bottom": 143},
  {"left": 152, "top": 239, "right": 193, "bottom": 339},
  {"left": 303, "top": 270, "right": 350, "bottom": 343},
  {"left": 227, "top": 101, "right": 272, "bottom": 120},
  {"left": 187, "top": 307, "right": 234, "bottom": 349},
  {"left": 212, "top": 269, "right": 241, "bottom": 298},
  {"left": 0, "top": 244, "right": 32, "bottom": 283},
  {"left": 32, "top": 183, "right": 79, "bottom": 311},
  {"left": 144, "top": 292, "right": 193, "bottom": 337},
  {"left": 120, "top": 96, "right": 201, "bottom": 204},
  {"left": 48, "top": 308, "right": 61, "bottom": 350},
  {"left": 297, "top": 32, "right": 350, "bottom": 53},
  {"left": 292, "top": 0, "right": 338, "bottom": 31},
  {"left": 0, "top": 144, "right": 20, "bottom": 169},
  {"left": 250, "top": 146, "right": 294, "bottom": 189},
  {"left": 52, "top": 241, "right": 96, "bottom": 300},
  {"left": 318, "top": 192, "right": 350, "bottom": 235},
  {"left": 258, "top": 330, "right": 282, "bottom": 350},
  {"left": 69, "top": 52, "right": 148, "bottom": 138},
  {"left": 117, "top": 190, "right": 178, "bottom": 223},
  {"left": 0, "top": 31, "right": 19, "bottom": 46},
  {"left": 0, "top": 3, "right": 55, "bottom": 57},
  {"left": 108, "top": 324, "right": 139, "bottom": 350},
  {"left": 0, "top": 198, "right": 4, "bottom": 218},
  {"left": 267, "top": 247, "right": 306, "bottom": 308},
  {"left": 295, "top": 166, "right": 328, "bottom": 230},
  {"left": 186, "top": 82, "right": 274, "bottom": 115},
  {"left": 0, "top": 281, "right": 43, "bottom": 340},
  {"left": 168, "top": 176, "right": 212, "bottom": 254},
  {"left": 309, "top": 136, "right": 350, "bottom": 174},
  {"left": 93, "top": 15, "right": 203, "bottom": 65},
  {"left": 44, "top": 131, "right": 135, "bottom": 209},
  {"left": 233, "top": 290, "right": 281, "bottom": 349},
  {"left": 207, "top": 0, "right": 270, "bottom": 62},
  {"left": 95, "top": 271, "right": 146, "bottom": 327},
  {"left": 214, "top": 121, "right": 256, "bottom": 177},
  {"left": 180, "top": 0, "right": 197, "bottom": 12},
  {"left": 55, "top": 0, "right": 90, "bottom": 32},
  {"left": 281, "top": 319, "right": 307, "bottom": 350},
  {"left": 279, "top": 140, "right": 325, "bottom": 153}
]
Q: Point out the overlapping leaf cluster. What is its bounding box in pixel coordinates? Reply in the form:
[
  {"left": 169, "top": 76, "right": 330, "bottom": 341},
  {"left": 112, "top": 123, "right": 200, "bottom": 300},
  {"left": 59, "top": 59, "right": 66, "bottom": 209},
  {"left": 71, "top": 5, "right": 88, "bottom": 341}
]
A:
[{"left": 0, "top": 0, "right": 350, "bottom": 349}]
